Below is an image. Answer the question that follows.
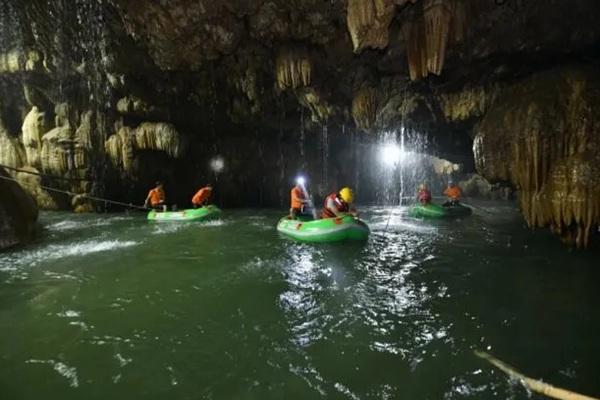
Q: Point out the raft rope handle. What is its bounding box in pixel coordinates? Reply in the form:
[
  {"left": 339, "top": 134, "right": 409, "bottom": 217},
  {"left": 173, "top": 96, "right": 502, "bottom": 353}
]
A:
[
  {"left": 475, "top": 350, "right": 600, "bottom": 400},
  {"left": 0, "top": 174, "right": 148, "bottom": 211}
]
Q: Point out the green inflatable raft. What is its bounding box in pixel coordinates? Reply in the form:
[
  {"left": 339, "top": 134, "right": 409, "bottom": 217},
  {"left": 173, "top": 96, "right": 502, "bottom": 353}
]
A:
[
  {"left": 147, "top": 205, "right": 221, "bottom": 222},
  {"left": 408, "top": 203, "right": 472, "bottom": 219},
  {"left": 277, "top": 215, "right": 370, "bottom": 243}
]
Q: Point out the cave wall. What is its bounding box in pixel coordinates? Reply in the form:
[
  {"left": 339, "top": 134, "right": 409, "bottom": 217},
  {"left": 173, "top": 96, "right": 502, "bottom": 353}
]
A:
[{"left": 0, "top": 0, "right": 599, "bottom": 246}]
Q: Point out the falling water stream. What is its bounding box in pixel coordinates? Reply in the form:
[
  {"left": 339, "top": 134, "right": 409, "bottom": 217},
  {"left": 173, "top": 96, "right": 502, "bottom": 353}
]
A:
[
  {"left": 0, "top": 208, "right": 599, "bottom": 399},
  {"left": 399, "top": 127, "right": 405, "bottom": 207},
  {"left": 322, "top": 124, "right": 329, "bottom": 192}
]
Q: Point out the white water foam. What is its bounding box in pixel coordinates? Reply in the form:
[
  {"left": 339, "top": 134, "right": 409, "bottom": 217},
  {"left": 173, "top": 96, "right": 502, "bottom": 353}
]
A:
[
  {"left": 0, "top": 240, "right": 139, "bottom": 270},
  {"left": 56, "top": 310, "right": 81, "bottom": 318},
  {"left": 202, "top": 219, "right": 226, "bottom": 227},
  {"left": 47, "top": 220, "right": 83, "bottom": 231},
  {"left": 46, "top": 216, "right": 134, "bottom": 232},
  {"left": 26, "top": 359, "right": 79, "bottom": 387}
]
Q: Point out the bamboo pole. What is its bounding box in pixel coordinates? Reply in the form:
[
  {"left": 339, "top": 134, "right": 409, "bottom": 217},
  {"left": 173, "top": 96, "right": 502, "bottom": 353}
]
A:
[{"left": 474, "top": 350, "right": 600, "bottom": 400}]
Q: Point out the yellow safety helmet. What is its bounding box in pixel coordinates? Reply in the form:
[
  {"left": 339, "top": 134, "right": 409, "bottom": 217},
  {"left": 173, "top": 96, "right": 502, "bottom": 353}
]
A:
[
  {"left": 339, "top": 187, "right": 354, "bottom": 203},
  {"left": 419, "top": 183, "right": 427, "bottom": 191}
]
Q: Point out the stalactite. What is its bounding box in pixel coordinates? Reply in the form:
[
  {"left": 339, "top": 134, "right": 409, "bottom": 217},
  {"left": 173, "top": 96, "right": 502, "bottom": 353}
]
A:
[
  {"left": 275, "top": 47, "right": 312, "bottom": 90},
  {"left": 438, "top": 84, "right": 500, "bottom": 121},
  {"left": 449, "top": 0, "right": 468, "bottom": 44},
  {"left": 401, "top": 15, "right": 429, "bottom": 81},
  {"left": 105, "top": 132, "right": 124, "bottom": 168},
  {"left": 73, "top": 146, "right": 87, "bottom": 169},
  {"left": 297, "top": 88, "right": 333, "bottom": 123},
  {"left": 0, "top": 128, "right": 25, "bottom": 169},
  {"left": 118, "top": 127, "right": 134, "bottom": 173},
  {"left": 21, "top": 106, "right": 48, "bottom": 168},
  {"left": 423, "top": 0, "right": 452, "bottom": 76},
  {"left": 401, "top": 0, "right": 469, "bottom": 80},
  {"left": 0, "top": 49, "right": 44, "bottom": 74},
  {"left": 105, "top": 123, "right": 183, "bottom": 174},
  {"left": 346, "top": 0, "right": 397, "bottom": 52},
  {"left": 538, "top": 154, "right": 600, "bottom": 248},
  {"left": 75, "top": 111, "right": 93, "bottom": 149},
  {"left": 352, "top": 87, "right": 378, "bottom": 132},
  {"left": 105, "top": 127, "right": 134, "bottom": 173},
  {"left": 40, "top": 127, "right": 71, "bottom": 175},
  {"left": 134, "top": 122, "right": 183, "bottom": 158},
  {"left": 475, "top": 68, "right": 600, "bottom": 248}
]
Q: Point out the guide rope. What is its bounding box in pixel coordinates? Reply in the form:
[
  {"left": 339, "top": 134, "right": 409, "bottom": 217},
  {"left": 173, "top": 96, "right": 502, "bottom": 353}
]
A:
[
  {"left": 0, "top": 173, "right": 148, "bottom": 211},
  {"left": 0, "top": 163, "right": 96, "bottom": 182}
]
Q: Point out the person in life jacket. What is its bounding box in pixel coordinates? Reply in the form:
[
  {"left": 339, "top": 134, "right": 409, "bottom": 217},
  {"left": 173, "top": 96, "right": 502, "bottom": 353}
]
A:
[
  {"left": 417, "top": 183, "right": 432, "bottom": 205},
  {"left": 443, "top": 180, "right": 462, "bottom": 206},
  {"left": 289, "top": 183, "right": 309, "bottom": 219},
  {"left": 192, "top": 184, "right": 213, "bottom": 208},
  {"left": 321, "top": 187, "right": 356, "bottom": 218},
  {"left": 144, "top": 181, "right": 166, "bottom": 211}
]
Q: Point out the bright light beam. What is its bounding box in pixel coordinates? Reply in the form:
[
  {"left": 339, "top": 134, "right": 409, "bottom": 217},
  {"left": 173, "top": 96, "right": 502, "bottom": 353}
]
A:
[
  {"left": 380, "top": 144, "right": 403, "bottom": 167},
  {"left": 210, "top": 156, "right": 225, "bottom": 173},
  {"left": 296, "top": 176, "right": 306, "bottom": 186}
]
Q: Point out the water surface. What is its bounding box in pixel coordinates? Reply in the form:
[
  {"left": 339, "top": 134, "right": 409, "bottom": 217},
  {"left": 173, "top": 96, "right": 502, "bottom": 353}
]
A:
[{"left": 1, "top": 204, "right": 598, "bottom": 399}]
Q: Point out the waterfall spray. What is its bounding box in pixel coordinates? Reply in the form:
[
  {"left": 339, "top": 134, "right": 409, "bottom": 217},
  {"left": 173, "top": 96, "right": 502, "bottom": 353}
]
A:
[
  {"left": 322, "top": 124, "right": 329, "bottom": 191},
  {"left": 399, "top": 126, "right": 405, "bottom": 208}
]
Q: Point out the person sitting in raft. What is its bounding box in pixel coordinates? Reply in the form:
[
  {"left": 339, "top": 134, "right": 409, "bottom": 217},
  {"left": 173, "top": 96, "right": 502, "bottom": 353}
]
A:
[
  {"left": 192, "top": 184, "right": 213, "bottom": 208},
  {"left": 144, "top": 181, "right": 166, "bottom": 211},
  {"left": 321, "top": 187, "right": 357, "bottom": 218},
  {"left": 417, "top": 184, "right": 432, "bottom": 205},
  {"left": 443, "top": 180, "right": 462, "bottom": 206},
  {"left": 289, "top": 183, "right": 309, "bottom": 219}
]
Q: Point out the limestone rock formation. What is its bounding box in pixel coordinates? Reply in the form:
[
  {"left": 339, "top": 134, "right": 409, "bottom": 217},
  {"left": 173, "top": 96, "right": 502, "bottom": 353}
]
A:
[
  {"left": 105, "top": 123, "right": 185, "bottom": 175},
  {"left": 0, "top": 48, "right": 44, "bottom": 74},
  {"left": 474, "top": 67, "right": 600, "bottom": 247},
  {"left": 0, "top": 167, "right": 38, "bottom": 250},
  {"left": 347, "top": 0, "right": 398, "bottom": 52},
  {"left": 400, "top": 0, "right": 469, "bottom": 80},
  {"left": 275, "top": 47, "right": 312, "bottom": 91},
  {"left": 352, "top": 87, "right": 378, "bottom": 132}
]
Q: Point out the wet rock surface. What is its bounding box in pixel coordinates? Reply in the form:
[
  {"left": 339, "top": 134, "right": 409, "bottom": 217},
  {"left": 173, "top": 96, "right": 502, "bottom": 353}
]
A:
[{"left": 0, "top": 167, "right": 38, "bottom": 250}]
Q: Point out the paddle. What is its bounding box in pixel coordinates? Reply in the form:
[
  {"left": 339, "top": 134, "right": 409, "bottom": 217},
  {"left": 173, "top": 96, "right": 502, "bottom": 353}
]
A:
[{"left": 475, "top": 350, "right": 599, "bottom": 400}]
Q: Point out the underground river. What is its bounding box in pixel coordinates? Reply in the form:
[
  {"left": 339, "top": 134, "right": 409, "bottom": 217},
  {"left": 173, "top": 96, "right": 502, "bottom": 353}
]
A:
[{"left": 1, "top": 204, "right": 599, "bottom": 399}]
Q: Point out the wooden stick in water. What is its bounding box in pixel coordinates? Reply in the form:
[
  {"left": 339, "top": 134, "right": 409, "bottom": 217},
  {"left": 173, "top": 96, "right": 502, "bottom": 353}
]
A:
[{"left": 474, "top": 350, "right": 599, "bottom": 400}]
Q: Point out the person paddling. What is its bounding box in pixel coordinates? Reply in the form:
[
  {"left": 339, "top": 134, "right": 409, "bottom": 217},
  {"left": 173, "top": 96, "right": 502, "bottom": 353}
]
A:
[
  {"left": 321, "top": 187, "right": 357, "bottom": 218},
  {"left": 289, "top": 182, "right": 309, "bottom": 219},
  {"left": 144, "top": 181, "right": 166, "bottom": 211},
  {"left": 417, "top": 183, "right": 432, "bottom": 205},
  {"left": 443, "top": 180, "right": 462, "bottom": 206},
  {"left": 192, "top": 184, "right": 213, "bottom": 208}
]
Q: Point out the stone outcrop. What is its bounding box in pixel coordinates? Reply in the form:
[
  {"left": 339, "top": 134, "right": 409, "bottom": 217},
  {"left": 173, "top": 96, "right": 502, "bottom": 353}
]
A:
[
  {"left": 458, "top": 174, "right": 512, "bottom": 201},
  {"left": 0, "top": 167, "right": 38, "bottom": 250}
]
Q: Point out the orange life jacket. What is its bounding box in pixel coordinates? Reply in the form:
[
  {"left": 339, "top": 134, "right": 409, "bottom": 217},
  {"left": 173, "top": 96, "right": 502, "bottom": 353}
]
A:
[
  {"left": 321, "top": 193, "right": 349, "bottom": 218},
  {"left": 444, "top": 186, "right": 462, "bottom": 200},
  {"left": 148, "top": 187, "right": 165, "bottom": 206},
  {"left": 192, "top": 187, "right": 212, "bottom": 205},
  {"left": 290, "top": 186, "right": 306, "bottom": 209}
]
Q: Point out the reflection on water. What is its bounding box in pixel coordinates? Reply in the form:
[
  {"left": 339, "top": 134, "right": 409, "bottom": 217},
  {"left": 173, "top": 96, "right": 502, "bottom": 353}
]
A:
[{"left": 0, "top": 205, "right": 599, "bottom": 399}]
